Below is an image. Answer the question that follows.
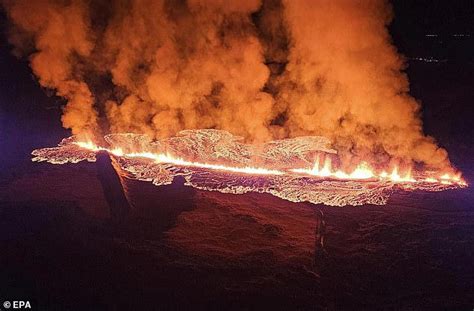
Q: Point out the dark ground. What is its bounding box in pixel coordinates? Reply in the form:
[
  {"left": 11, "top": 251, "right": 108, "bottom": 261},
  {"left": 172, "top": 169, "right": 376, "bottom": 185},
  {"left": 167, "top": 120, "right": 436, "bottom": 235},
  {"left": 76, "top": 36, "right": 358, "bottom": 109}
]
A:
[
  {"left": 1, "top": 160, "right": 472, "bottom": 310},
  {"left": 1, "top": 2, "right": 474, "bottom": 310}
]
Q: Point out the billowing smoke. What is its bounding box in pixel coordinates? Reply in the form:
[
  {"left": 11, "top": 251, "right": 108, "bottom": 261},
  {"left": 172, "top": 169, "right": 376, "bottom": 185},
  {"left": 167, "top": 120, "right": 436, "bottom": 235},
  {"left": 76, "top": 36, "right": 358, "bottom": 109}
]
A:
[
  {"left": 276, "top": 0, "right": 449, "bottom": 170},
  {"left": 2, "top": 0, "right": 452, "bottom": 170},
  {"left": 3, "top": 0, "right": 99, "bottom": 135}
]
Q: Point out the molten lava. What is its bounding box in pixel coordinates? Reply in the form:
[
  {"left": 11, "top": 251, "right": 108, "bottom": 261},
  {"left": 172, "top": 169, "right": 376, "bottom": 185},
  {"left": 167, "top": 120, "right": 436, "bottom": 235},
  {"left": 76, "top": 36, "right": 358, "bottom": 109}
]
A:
[
  {"left": 32, "top": 130, "right": 467, "bottom": 206},
  {"left": 74, "top": 140, "right": 465, "bottom": 186},
  {"left": 75, "top": 141, "right": 285, "bottom": 176}
]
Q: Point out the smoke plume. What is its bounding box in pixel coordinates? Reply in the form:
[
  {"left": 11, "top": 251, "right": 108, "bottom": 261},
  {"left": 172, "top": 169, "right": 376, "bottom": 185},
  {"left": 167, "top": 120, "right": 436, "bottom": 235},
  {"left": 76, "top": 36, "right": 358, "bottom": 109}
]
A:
[{"left": 2, "top": 0, "right": 452, "bottom": 170}]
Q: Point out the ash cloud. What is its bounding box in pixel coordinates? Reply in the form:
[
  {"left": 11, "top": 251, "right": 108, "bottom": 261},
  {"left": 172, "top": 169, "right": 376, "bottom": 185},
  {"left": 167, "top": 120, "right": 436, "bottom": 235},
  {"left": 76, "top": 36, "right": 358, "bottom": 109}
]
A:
[{"left": 2, "top": 0, "right": 453, "bottom": 171}]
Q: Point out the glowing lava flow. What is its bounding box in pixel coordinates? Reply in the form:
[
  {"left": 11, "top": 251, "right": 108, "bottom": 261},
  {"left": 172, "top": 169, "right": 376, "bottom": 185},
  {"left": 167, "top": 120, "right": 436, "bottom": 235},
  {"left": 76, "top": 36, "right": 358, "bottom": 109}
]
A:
[
  {"left": 290, "top": 155, "right": 466, "bottom": 185},
  {"left": 31, "top": 131, "right": 468, "bottom": 206},
  {"left": 74, "top": 142, "right": 285, "bottom": 176},
  {"left": 73, "top": 141, "right": 466, "bottom": 186},
  {"left": 291, "top": 156, "right": 377, "bottom": 180}
]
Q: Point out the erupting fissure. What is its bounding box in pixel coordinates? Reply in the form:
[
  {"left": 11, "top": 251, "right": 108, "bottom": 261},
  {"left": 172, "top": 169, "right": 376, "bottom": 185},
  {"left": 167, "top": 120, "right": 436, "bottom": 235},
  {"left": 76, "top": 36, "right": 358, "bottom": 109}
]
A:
[
  {"left": 2, "top": 0, "right": 461, "bottom": 176},
  {"left": 74, "top": 141, "right": 286, "bottom": 176},
  {"left": 31, "top": 130, "right": 466, "bottom": 207},
  {"left": 74, "top": 141, "right": 464, "bottom": 185}
]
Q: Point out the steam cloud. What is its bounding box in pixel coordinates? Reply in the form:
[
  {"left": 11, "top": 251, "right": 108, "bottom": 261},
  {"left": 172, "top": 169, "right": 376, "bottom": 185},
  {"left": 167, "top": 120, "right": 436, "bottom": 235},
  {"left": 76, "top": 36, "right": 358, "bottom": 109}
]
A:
[{"left": 2, "top": 0, "right": 452, "bottom": 170}]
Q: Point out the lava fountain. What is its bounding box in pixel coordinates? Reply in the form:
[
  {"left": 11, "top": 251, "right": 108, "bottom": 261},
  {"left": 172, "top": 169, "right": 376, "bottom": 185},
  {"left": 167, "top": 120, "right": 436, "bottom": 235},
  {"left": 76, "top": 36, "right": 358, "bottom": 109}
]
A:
[{"left": 32, "top": 129, "right": 467, "bottom": 207}]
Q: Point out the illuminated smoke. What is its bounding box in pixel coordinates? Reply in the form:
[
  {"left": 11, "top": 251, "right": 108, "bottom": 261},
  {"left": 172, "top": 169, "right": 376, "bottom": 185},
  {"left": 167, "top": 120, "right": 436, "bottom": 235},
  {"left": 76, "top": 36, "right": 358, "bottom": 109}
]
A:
[
  {"left": 101, "top": 0, "right": 275, "bottom": 141},
  {"left": 277, "top": 0, "right": 450, "bottom": 170},
  {"left": 3, "top": 0, "right": 99, "bottom": 137},
  {"left": 2, "top": 0, "right": 453, "bottom": 170}
]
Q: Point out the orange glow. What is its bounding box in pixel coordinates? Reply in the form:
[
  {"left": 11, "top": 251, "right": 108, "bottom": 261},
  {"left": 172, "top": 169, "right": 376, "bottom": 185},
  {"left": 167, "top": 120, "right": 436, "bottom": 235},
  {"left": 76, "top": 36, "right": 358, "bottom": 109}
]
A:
[
  {"left": 74, "top": 141, "right": 284, "bottom": 176},
  {"left": 73, "top": 141, "right": 467, "bottom": 186}
]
